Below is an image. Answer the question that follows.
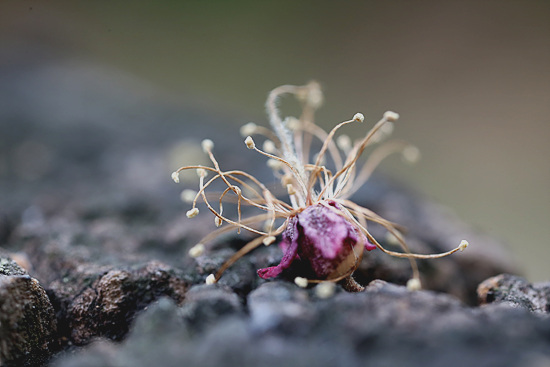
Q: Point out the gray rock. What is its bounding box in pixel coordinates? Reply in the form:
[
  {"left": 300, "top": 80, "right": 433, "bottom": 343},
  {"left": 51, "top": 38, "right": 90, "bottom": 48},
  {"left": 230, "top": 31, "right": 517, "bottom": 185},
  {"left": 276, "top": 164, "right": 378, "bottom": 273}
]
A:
[
  {"left": 47, "top": 260, "right": 189, "bottom": 345},
  {"left": 247, "top": 281, "right": 316, "bottom": 335},
  {"left": 0, "top": 257, "right": 27, "bottom": 276},
  {"left": 180, "top": 284, "right": 243, "bottom": 332},
  {"left": 0, "top": 258, "right": 58, "bottom": 367},
  {"left": 352, "top": 185, "right": 518, "bottom": 305},
  {"left": 52, "top": 280, "right": 550, "bottom": 367},
  {"left": 478, "top": 273, "right": 550, "bottom": 313},
  {"left": 53, "top": 298, "right": 192, "bottom": 367}
]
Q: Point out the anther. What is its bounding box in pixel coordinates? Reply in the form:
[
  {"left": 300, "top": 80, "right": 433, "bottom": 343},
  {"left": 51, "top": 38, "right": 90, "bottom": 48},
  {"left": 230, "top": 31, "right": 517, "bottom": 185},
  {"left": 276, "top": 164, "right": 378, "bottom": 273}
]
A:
[
  {"left": 403, "top": 145, "right": 420, "bottom": 164},
  {"left": 171, "top": 172, "right": 180, "bottom": 183},
  {"left": 267, "top": 159, "right": 284, "bottom": 170},
  {"left": 262, "top": 140, "right": 276, "bottom": 153},
  {"left": 263, "top": 236, "right": 276, "bottom": 246},
  {"left": 294, "top": 276, "right": 308, "bottom": 288},
  {"left": 196, "top": 168, "right": 207, "bottom": 178},
  {"left": 406, "top": 278, "right": 422, "bottom": 291},
  {"left": 240, "top": 122, "right": 257, "bottom": 137},
  {"left": 245, "top": 136, "right": 255, "bottom": 149},
  {"left": 215, "top": 216, "right": 223, "bottom": 227},
  {"left": 459, "top": 240, "right": 469, "bottom": 252},
  {"left": 336, "top": 135, "right": 352, "bottom": 151},
  {"left": 307, "top": 87, "right": 324, "bottom": 109},
  {"left": 281, "top": 174, "right": 293, "bottom": 186},
  {"left": 285, "top": 117, "right": 300, "bottom": 130},
  {"left": 188, "top": 243, "right": 205, "bottom": 258},
  {"left": 180, "top": 189, "right": 197, "bottom": 203},
  {"left": 315, "top": 282, "right": 336, "bottom": 299},
  {"left": 205, "top": 274, "right": 216, "bottom": 285},
  {"left": 186, "top": 208, "right": 199, "bottom": 218},
  {"left": 353, "top": 113, "right": 365, "bottom": 122},
  {"left": 201, "top": 139, "right": 214, "bottom": 153},
  {"left": 383, "top": 111, "right": 400, "bottom": 122},
  {"left": 286, "top": 184, "right": 296, "bottom": 195}
]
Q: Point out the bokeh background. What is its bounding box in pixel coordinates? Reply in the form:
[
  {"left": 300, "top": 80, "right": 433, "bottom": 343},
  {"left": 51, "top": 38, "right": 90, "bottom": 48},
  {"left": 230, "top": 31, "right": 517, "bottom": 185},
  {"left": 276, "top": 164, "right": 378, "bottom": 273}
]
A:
[{"left": 1, "top": 1, "right": 549, "bottom": 281}]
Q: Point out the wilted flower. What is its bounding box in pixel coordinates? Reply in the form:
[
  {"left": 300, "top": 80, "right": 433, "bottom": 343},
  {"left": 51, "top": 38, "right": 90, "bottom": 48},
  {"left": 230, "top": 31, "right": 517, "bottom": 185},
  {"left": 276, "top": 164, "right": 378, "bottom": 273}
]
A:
[
  {"left": 257, "top": 200, "right": 376, "bottom": 281},
  {"left": 172, "top": 82, "right": 468, "bottom": 290}
]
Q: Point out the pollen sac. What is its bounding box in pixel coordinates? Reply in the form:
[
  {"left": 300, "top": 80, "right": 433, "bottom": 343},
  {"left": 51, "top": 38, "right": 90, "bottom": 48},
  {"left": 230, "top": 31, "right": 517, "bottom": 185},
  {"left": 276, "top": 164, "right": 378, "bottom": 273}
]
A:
[
  {"left": 171, "top": 172, "right": 180, "bottom": 183},
  {"left": 353, "top": 113, "right": 365, "bottom": 122},
  {"left": 245, "top": 136, "right": 255, "bottom": 149},
  {"left": 383, "top": 111, "right": 400, "bottom": 122},
  {"left": 258, "top": 201, "right": 375, "bottom": 280},
  {"left": 186, "top": 208, "right": 199, "bottom": 218}
]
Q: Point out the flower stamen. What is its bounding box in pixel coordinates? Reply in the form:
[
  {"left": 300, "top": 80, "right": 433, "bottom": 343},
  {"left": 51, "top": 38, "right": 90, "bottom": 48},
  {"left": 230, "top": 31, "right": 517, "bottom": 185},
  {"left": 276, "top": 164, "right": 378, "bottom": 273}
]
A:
[{"left": 172, "top": 82, "right": 468, "bottom": 290}]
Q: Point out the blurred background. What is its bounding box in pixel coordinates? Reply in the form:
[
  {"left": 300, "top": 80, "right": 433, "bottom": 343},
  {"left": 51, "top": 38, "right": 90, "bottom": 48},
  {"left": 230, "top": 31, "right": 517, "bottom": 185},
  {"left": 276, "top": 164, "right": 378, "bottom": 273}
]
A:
[{"left": 1, "top": 1, "right": 549, "bottom": 281}]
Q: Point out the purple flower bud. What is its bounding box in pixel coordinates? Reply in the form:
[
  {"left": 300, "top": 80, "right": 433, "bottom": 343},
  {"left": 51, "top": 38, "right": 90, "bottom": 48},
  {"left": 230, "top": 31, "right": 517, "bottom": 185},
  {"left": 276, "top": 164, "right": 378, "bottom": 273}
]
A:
[{"left": 258, "top": 201, "right": 376, "bottom": 280}]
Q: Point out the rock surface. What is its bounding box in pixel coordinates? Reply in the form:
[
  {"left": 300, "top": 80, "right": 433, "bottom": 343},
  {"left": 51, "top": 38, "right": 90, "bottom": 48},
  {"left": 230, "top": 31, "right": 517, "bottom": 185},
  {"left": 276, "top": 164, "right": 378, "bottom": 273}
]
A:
[
  {"left": 478, "top": 273, "right": 550, "bottom": 314},
  {"left": 53, "top": 281, "right": 550, "bottom": 367},
  {"left": 0, "top": 259, "right": 58, "bottom": 367},
  {"left": 48, "top": 261, "right": 189, "bottom": 345},
  {"left": 0, "top": 46, "right": 541, "bottom": 367}
]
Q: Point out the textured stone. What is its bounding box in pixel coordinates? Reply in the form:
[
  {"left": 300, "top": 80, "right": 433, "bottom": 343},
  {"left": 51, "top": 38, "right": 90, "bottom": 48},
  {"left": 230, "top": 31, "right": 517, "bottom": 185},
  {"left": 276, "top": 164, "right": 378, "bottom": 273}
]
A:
[
  {"left": 478, "top": 273, "right": 550, "bottom": 313},
  {"left": 0, "top": 257, "right": 27, "bottom": 276},
  {"left": 53, "top": 280, "right": 550, "bottom": 367},
  {"left": 0, "top": 259, "right": 58, "bottom": 367},
  {"left": 180, "top": 284, "right": 243, "bottom": 332},
  {"left": 247, "top": 282, "right": 317, "bottom": 335},
  {"left": 47, "top": 261, "right": 189, "bottom": 345}
]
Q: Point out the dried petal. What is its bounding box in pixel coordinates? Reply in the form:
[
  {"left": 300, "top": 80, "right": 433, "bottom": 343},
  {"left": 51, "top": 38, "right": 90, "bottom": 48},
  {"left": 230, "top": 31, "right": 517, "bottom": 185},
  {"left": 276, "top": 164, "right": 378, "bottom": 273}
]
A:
[{"left": 258, "top": 201, "right": 374, "bottom": 280}]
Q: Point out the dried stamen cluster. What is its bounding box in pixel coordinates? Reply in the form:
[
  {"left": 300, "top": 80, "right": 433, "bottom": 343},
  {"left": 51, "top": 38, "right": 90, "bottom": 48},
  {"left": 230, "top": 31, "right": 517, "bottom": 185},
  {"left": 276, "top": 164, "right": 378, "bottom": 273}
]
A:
[{"left": 172, "top": 82, "right": 468, "bottom": 291}]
